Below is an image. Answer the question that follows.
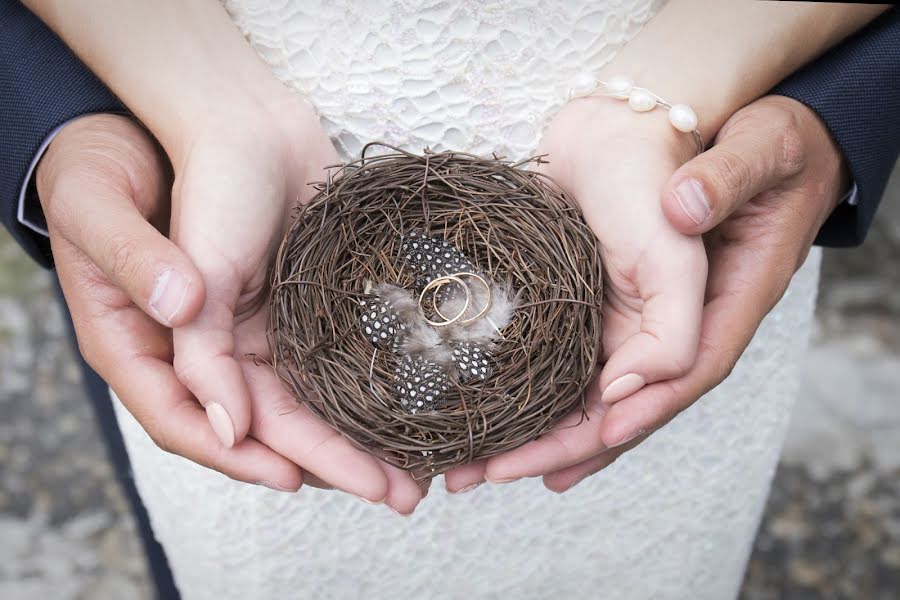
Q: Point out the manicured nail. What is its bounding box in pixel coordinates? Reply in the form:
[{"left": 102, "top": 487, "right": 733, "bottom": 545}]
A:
[
  {"left": 610, "top": 429, "right": 643, "bottom": 448},
  {"left": 205, "top": 402, "right": 235, "bottom": 448},
  {"left": 451, "top": 482, "right": 483, "bottom": 494},
  {"left": 149, "top": 268, "right": 191, "bottom": 326},
  {"left": 258, "top": 480, "right": 300, "bottom": 493},
  {"left": 601, "top": 373, "right": 645, "bottom": 404},
  {"left": 673, "top": 179, "right": 710, "bottom": 225},
  {"left": 387, "top": 506, "right": 412, "bottom": 517}
]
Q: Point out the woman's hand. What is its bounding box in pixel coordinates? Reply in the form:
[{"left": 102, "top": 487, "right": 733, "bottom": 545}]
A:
[
  {"left": 165, "top": 97, "right": 427, "bottom": 512},
  {"left": 445, "top": 100, "right": 708, "bottom": 490}
]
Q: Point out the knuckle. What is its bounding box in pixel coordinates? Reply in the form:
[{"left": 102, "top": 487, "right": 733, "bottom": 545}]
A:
[
  {"left": 102, "top": 232, "right": 143, "bottom": 284},
  {"left": 172, "top": 354, "right": 199, "bottom": 388},
  {"left": 707, "top": 150, "right": 754, "bottom": 201},
  {"left": 666, "top": 344, "right": 697, "bottom": 378},
  {"left": 143, "top": 414, "right": 175, "bottom": 455},
  {"left": 250, "top": 399, "right": 290, "bottom": 436},
  {"left": 710, "top": 352, "right": 737, "bottom": 386},
  {"left": 75, "top": 335, "right": 98, "bottom": 369},
  {"left": 773, "top": 114, "right": 807, "bottom": 177},
  {"left": 697, "top": 338, "right": 743, "bottom": 388}
]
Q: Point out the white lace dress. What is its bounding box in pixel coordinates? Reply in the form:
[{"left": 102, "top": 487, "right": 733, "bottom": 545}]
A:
[{"left": 109, "top": 1, "right": 823, "bottom": 598}]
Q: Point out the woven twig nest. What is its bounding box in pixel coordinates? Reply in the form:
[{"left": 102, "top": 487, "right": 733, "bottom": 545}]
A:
[{"left": 268, "top": 144, "right": 603, "bottom": 479}]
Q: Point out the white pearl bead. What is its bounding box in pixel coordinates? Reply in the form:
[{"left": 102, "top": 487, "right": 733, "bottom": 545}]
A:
[
  {"left": 605, "top": 75, "right": 634, "bottom": 99},
  {"left": 668, "top": 103, "right": 699, "bottom": 132},
  {"left": 570, "top": 72, "right": 598, "bottom": 96},
  {"left": 627, "top": 89, "right": 657, "bottom": 112}
]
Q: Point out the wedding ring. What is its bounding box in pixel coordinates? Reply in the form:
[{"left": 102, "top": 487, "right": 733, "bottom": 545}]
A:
[
  {"left": 430, "top": 272, "right": 493, "bottom": 325},
  {"left": 419, "top": 275, "right": 471, "bottom": 327}
]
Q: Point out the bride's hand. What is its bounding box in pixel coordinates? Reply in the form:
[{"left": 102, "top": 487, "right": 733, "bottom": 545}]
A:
[
  {"left": 167, "top": 97, "right": 426, "bottom": 513},
  {"left": 445, "top": 100, "right": 707, "bottom": 490}
]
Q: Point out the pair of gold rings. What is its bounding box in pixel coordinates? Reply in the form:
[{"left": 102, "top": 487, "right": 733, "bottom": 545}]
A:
[{"left": 418, "top": 272, "right": 492, "bottom": 327}]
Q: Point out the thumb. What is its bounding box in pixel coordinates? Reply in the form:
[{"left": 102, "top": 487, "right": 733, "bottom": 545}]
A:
[
  {"left": 53, "top": 188, "right": 206, "bottom": 328},
  {"left": 661, "top": 118, "right": 802, "bottom": 235}
]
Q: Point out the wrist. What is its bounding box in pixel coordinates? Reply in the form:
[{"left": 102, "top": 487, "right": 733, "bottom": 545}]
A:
[
  {"left": 168, "top": 87, "right": 320, "bottom": 169},
  {"left": 36, "top": 114, "right": 131, "bottom": 210},
  {"left": 554, "top": 97, "right": 698, "bottom": 166}
]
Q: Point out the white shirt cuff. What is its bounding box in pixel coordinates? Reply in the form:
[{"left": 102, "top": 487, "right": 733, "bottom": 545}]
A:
[
  {"left": 16, "top": 115, "right": 94, "bottom": 237},
  {"left": 844, "top": 182, "right": 859, "bottom": 206}
]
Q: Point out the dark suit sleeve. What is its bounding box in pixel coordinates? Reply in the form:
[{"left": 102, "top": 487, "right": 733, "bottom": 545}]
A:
[
  {"left": 1, "top": 1, "right": 125, "bottom": 268},
  {"left": 772, "top": 8, "right": 900, "bottom": 248}
]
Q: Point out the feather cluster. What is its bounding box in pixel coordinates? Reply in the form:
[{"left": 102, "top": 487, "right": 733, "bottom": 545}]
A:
[{"left": 358, "top": 232, "right": 516, "bottom": 413}]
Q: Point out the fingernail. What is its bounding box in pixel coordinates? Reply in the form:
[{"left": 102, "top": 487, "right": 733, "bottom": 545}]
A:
[
  {"left": 149, "top": 268, "right": 191, "bottom": 326},
  {"left": 206, "top": 402, "right": 235, "bottom": 448},
  {"left": 486, "top": 476, "right": 521, "bottom": 484},
  {"left": 673, "top": 179, "right": 710, "bottom": 225},
  {"left": 610, "top": 429, "right": 642, "bottom": 448},
  {"left": 601, "top": 373, "right": 645, "bottom": 404},
  {"left": 451, "top": 482, "right": 483, "bottom": 494},
  {"left": 258, "top": 480, "right": 300, "bottom": 493}
]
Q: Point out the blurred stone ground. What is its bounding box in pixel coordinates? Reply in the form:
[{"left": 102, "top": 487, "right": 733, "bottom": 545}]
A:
[{"left": 1, "top": 168, "right": 898, "bottom": 599}]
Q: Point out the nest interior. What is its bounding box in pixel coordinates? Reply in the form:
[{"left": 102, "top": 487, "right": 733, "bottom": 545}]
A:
[{"left": 268, "top": 144, "right": 603, "bottom": 479}]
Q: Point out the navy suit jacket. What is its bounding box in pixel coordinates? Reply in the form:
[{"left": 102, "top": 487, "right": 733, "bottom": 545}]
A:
[{"left": 2, "top": 2, "right": 899, "bottom": 267}]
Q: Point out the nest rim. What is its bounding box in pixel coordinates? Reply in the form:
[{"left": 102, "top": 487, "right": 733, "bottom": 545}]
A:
[{"left": 268, "top": 143, "right": 603, "bottom": 480}]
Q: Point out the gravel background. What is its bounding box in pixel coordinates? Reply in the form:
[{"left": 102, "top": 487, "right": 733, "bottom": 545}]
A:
[{"left": 1, "top": 167, "right": 898, "bottom": 599}]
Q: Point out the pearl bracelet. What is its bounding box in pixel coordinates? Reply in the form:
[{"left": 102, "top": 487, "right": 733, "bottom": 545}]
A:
[{"left": 569, "top": 73, "right": 705, "bottom": 154}]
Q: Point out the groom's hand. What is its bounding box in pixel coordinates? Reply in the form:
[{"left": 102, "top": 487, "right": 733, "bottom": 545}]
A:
[
  {"left": 38, "top": 113, "right": 306, "bottom": 492},
  {"left": 536, "top": 95, "right": 847, "bottom": 491},
  {"left": 39, "top": 113, "right": 425, "bottom": 514}
]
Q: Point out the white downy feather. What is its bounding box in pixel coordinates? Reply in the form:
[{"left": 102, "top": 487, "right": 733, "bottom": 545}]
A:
[{"left": 442, "top": 283, "right": 516, "bottom": 345}]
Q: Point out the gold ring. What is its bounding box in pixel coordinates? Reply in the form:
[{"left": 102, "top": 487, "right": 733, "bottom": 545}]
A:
[
  {"left": 418, "top": 275, "right": 471, "bottom": 327},
  {"left": 430, "top": 272, "right": 493, "bottom": 325}
]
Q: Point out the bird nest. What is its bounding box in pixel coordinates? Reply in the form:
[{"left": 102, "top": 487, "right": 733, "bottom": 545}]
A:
[{"left": 268, "top": 144, "right": 603, "bottom": 480}]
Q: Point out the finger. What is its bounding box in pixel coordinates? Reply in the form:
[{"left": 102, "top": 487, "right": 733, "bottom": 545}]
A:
[
  {"left": 55, "top": 242, "right": 302, "bottom": 491},
  {"left": 596, "top": 243, "right": 795, "bottom": 449},
  {"left": 485, "top": 401, "right": 608, "bottom": 481},
  {"left": 242, "top": 360, "right": 389, "bottom": 504},
  {"left": 378, "top": 461, "right": 426, "bottom": 516},
  {"left": 50, "top": 187, "right": 205, "bottom": 328},
  {"left": 489, "top": 215, "right": 788, "bottom": 480},
  {"left": 444, "top": 460, "right": 487, "bottom": 493},
  {"left": 117, "top": 361, "right": 303, "bottom": 493},
  {"left": 661, "top": 113, "right": 803, "bottom": 235},
  {"left": 302, "top": 473, "right": 334, "bottom": 491},
  {"left": 597, "top": 243, "right": 707, "bottom": 404},
  {"left": 542, "top": 436, "right": 643, "bottom": 494},
  {"left": 172, "top": 267, "right": 251, "bottom": 449}
]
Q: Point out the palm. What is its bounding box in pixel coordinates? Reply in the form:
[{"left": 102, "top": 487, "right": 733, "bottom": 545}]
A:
[
  {"left": 460, "top": 108, "right": 709, "bottom": 484},
  {"left": 168, "top": 116, "right": 426, "bottom": 511},
  {"left": 535, "top": 127, "right": 707, "bottom": 395}
]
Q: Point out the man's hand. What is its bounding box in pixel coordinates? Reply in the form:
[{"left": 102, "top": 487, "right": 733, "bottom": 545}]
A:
[
  {"left": 39, "top": 113, "right": 427, "bottom": 513},
  {"left": 39, "top": 114, "right": 304, "bottom": 492},
  {"left": 523, "top": 95, "right": 846, "bottom": 492}
]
